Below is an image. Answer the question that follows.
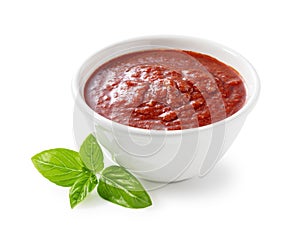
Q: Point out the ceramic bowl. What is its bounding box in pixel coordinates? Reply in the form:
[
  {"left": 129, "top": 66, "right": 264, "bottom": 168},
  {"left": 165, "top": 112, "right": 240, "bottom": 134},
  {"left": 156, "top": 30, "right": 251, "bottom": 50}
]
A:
[{"left": 72, "top": 36, "right": 260, "bottom": 182}]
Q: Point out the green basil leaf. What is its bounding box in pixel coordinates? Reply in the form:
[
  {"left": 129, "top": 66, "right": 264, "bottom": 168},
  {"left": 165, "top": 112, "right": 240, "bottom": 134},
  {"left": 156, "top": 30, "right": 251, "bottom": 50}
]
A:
[
  {"left": 69, "top": 172, "right": 98, "bottom": 208},
  {"left": 97, "top": 165, "right": 152, "bottom": 209},
  {"left": 31, "top": 148, "right": 86, "bottom": 187},
  {"left": 79, "top": 134, "right": 104, "bottom": 173}
]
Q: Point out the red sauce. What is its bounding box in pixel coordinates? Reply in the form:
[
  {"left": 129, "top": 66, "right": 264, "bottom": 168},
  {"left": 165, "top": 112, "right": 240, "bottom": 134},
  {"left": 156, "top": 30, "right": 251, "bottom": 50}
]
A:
[{"left": 84, "top": 49, "right": 246, "bottom": 130}]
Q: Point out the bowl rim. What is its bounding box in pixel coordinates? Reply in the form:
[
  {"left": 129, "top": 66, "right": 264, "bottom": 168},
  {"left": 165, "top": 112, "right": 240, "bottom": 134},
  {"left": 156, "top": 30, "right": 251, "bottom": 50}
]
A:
[{"left": 72, "top": 35, "right": 260, "bottom": 136}]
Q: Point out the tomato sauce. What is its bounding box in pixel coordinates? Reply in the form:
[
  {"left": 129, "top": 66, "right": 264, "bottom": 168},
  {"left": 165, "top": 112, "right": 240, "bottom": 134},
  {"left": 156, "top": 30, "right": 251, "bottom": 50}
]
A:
[{"left": 84, "top": 49, "right": 246, "bottom": 130}]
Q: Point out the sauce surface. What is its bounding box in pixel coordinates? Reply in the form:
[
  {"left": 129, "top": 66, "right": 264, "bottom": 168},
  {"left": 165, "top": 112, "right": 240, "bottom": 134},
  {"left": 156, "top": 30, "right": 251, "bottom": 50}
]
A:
[{"left": 84, "top": 49, "right": 246, "bottom": 130}]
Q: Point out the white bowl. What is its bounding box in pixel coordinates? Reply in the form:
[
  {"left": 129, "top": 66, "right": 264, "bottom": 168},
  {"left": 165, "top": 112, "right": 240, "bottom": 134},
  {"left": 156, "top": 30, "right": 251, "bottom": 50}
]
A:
[{"left": 72, "top": 36, "right": 260, "bottom": 183}]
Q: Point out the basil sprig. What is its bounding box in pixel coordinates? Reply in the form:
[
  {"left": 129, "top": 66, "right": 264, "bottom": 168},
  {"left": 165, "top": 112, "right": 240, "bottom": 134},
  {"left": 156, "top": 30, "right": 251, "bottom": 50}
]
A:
[{"left": 31, "top": 134, "right": 152, "bottom": 209}]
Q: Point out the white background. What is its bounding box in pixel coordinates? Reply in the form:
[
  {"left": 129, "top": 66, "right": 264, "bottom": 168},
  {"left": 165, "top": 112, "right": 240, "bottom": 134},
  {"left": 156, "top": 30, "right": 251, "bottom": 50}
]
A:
[{"left": 1, "top": 0, "right": 299, "bottom": 235}]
